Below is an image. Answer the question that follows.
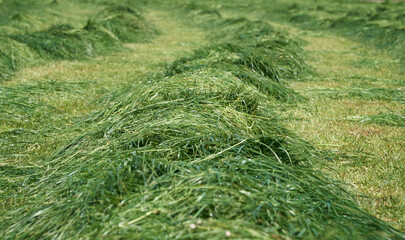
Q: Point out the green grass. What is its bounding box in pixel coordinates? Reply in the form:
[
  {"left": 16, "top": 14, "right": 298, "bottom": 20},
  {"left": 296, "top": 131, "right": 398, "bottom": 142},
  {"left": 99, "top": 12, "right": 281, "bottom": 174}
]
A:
[
  {"left": 0, "top": 0, "right": 156, "bottom": 81},
  {"left": 286, "top": 0, "right": 405, "bottom": 69},
  {"left": 301, "top": 87, "right": 404, "bottom": 102},
  {"left": 0, "top": 37, "right": 35, "bottom": 80},
  {"left": 159, "top": 0, "right": 405, "bottom": 232},
  {"left": 0, "top": 0, "right": 103, "bottom": 35},
  {"left": 176, "top": 0, "right": 405, "bottom": 70},
  {"left": 1, "top": 0, "right": 404, "bottom": 238},
  {"left": 347, "top": 112, "right": 405, "bottom": 127},
  {"left": 283, "top": 22, "right": 405, "bottom": 232}
]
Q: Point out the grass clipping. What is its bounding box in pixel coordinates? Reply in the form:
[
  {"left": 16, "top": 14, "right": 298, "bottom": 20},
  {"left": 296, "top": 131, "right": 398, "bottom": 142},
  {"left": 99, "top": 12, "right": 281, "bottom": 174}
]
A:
[
  {"left": 0, "top": 2, "right": 156, "bottom": 81},
  {"left": 288, "top": 0, "right": 405, "bottom": 69},
  {"left": 1, "top": 6, "right": 404, "bottom": 240}
]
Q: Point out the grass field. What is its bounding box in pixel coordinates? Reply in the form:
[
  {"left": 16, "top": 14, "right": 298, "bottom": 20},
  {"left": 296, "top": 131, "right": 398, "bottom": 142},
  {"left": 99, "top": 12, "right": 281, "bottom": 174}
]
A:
[{"left": 0, "top": 0, "right": 404, "bottom": 239}]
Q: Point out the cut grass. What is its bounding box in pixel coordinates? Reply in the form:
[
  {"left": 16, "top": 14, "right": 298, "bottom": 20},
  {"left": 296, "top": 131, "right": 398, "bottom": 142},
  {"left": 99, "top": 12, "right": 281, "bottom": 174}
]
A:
[
  {"left": 179, "top": 0, "right": 405, "bottom": 231},
  {"left": 0, "top": 37, "right": 35, "bottom": 80},
  {"left": 0, "top": 0, "right": 156, "bottom": 81},
  {"left": 10, "top": 23, "right": 120, "bottom": 59},
  {"left": 301, "top": 87, "right": 404, "bottom": 102},
  {"left": 0, "top": 0, "right": 102, "bottom": 34},
  {"left": 1, "top": 3, "right": 404, "bottom": 239},
  {"left": 0, "top": 0, "right": 159, "bottom": 211},
  {"left": 1, "top": 0, "right": 404, "bottom": 238},
  {"left": 347, "top": 112, "right": 405, "bottom": 127},
  {"left": 191, "top": 0, "right": 405, "bottom": 70},
  {"left": 283, "top": 29, "right": 405, "bottom": 231},
  {"left": 0, "top": 1, "right": 209, "bottom": 216}
]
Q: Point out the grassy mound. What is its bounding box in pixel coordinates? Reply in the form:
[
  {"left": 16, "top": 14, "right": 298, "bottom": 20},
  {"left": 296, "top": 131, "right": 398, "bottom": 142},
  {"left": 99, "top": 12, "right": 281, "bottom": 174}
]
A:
[
  {"left": 0, "top": 0, "right": 52, "bottom": 34},
  {"left": 96, "top": 3, "right": 157, "bottom": 43},
  {"left": 8, "top": 3, "right": 154, "bottom": 60},
  {"left": 286, "top": 0, "right": 405, "bottom": 69},
  {"left": 10, "top": 23, "right": 120, "bottom": 60},
  {"left": 183, "top": 0, "right": 405, "bottom": 70},
  {"left": 1, "top": 6, "right": 403, "bottom": 239},
  {"left": 0, "top": 37, "right": 35, "bottom": 80},
  {"left": 167, "top": 43, "right": 305, "bottom": 102},
  {"left": 0, "top": 80, "right": 97, "bottom": 202},
  {"left": 172, "top": 7, "right": 308, "bottom": 83},
  {"left": 0, "top": 1, "right": 155, "bottom": 81}
]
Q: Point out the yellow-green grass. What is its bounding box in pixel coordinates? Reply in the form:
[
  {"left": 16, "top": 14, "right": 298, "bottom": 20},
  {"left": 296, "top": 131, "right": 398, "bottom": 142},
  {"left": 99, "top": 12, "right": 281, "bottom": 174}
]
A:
[
  {"left": 217, "top": 3, "right": 404, "bottom": 229},
  {"left": 1, "top": 0, "right": 404, "bottom": 236},
  {"left": 3, "top": 5, "right": 402, "bottom": 237},
  {"left": 0, "top": 9, "right": 208, "bottom": 209},
  {"left": 285, "top": 31, "right": 404, "bottom": 230},
  {"left": 0, "top": 0, "right": 102, "bottom": 34}
]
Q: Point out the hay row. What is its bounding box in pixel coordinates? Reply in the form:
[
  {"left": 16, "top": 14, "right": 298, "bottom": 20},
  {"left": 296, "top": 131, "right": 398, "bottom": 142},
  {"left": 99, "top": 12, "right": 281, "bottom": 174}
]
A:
[
  {"left": 287, "top": 0, "right": 405, "bottom": 69},
  {"left": 0, "top": 1, "right": 156, "bottom": 81},
  {"left": 1, "top": 4, "right": 403, "bottom": 239}
]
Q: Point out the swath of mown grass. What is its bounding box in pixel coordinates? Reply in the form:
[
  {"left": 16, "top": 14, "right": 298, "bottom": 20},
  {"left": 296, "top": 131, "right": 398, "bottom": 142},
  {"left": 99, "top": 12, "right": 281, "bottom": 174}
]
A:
[
  {"left": 0, "top": 80, "right": 97, "bottom": 207},
  {"left": 0, "top": 0, "right": 157, "bottom": 210},
  {"left": 347, "top": 111, "right": 405, "bottom": 127},
  {"left": 0, "top": 37, "right": 36, "bottom": 80},
  {"left": 286, "top": 0, "right": 405, "bottom": 70},
  {"left": 301, "top": 87, "right": 405, "bottom": 102},
  {"left": 1, "top": 4, "right": 403, "bottom": 239},
  {"left": 0, "top": 0, "right": 156, "bottom": 81},
  {"left": 192, "top": 0, "right": 405, "bottom": 70},
  {"left": 0, "top": 0, "right": 101, "bottom": 80},
  {"left": 183, "top": 0, "right": 405, "bottom": 232}
]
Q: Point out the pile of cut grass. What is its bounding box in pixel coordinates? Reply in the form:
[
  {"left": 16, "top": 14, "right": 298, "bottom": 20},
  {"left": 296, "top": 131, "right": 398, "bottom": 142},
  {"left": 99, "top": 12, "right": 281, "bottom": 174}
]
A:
[
  {"left": 0, "top": 37, "right": 35, "bottom": 80},
  {"left": 10, "top": 23, "right": 121, "bottom": 60},
  {"left": 286, "top": 0, "right": 405, "bottom": 68},
  {"left": 1, "top": 5, "right": 403, "bottom": 239},
  {"left": 166, "top": 43, "right": 305, "bottom": 103},
  {"left": 0, "top": 0, "right": 156, "bottom": 81},
  {"left": 0, "top": 80, "right": 98, "bottom": 206},
  {"left": 0, "top": 0, "right": 155, "bottom": 210},
  {"left": 0, "top": 0, "right": 52, "bottom": 34},
  {"left": 187, "top": 0, "right": 405, "bottom": 69},
  {"left": 173, "top": 6, "right": 309, "bottom": 83},
  {"left": 95, "top": 2, "right": 157, "bottom": 43},
  {"left": 172, "top": 0, "right": 405, "bottom": 232}
]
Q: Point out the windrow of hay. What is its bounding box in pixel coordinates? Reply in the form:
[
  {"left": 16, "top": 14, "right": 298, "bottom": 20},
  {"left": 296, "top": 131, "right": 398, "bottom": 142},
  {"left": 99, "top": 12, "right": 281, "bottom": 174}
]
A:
[
  {"left": 186, "top": 0, "right": 405, "bottom": 70},
  {"left": 169, "top": 6, "right": 309, "bottom": 87},
  {"left": 1, "top": 5, "right": 403, "bottom": 240},
  {"left": 0, "top": 79, "right": 97, "bottom": 204},
  {"left": 0, "top": 1, "right": 156, "bottom": 81},
  {"left": 286, "top": 0, "right": 405, "bottom": 69},
  {"left": 0, "top": 37, "right": 35, "bottom": 80}
]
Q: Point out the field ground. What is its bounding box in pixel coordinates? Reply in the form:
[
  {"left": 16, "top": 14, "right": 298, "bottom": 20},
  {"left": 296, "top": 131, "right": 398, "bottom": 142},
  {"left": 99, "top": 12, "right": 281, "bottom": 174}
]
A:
[
  {"left": 0, "top": 0, "right": 404, "bottom": 238},
  {"left": 286, "top": 29, "right": 404, "bottom": 228}
]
